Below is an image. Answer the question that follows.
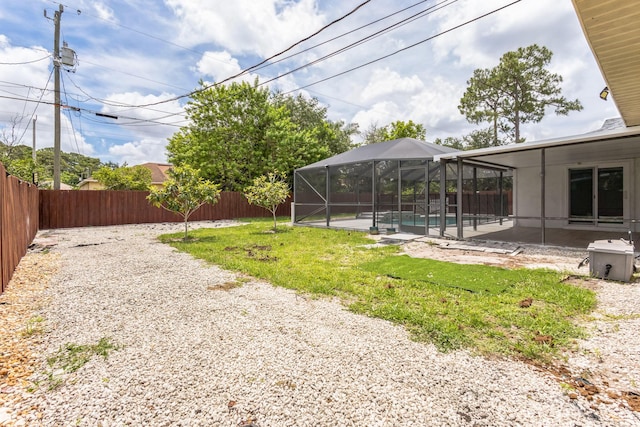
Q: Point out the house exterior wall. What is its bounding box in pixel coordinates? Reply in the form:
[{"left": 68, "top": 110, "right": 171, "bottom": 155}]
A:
[
  {"left": 634, "top": 158, "right": 640, "bottom": 232},
  {"left": 77, "top": 180, "right": 105, "bottom": 190},
  {"left": 515, "top": 165, "right": 566, "bottom": 228},
  {"left": 514, "top": 158, "right": 638, "bottom": 231}
]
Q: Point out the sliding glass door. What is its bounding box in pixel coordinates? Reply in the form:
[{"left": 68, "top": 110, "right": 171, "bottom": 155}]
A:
[{"left": 569, "top": 167, "right": 623, "bottom": 225}]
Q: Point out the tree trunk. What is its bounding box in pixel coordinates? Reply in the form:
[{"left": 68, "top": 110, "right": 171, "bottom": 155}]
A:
[
  {"left": 184, "top": 216, "right": 189, "bottom": 240},
  {"left": 515, "top": 109, "right": 520, "bottom": 144}
]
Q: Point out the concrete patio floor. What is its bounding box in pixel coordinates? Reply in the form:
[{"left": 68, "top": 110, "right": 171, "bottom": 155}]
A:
[
  {"left": 297, "top": 218, "right": 638, "bottom": 251},
  {"left": 463, "top": 224, "right": 638, "bottom": 251}
]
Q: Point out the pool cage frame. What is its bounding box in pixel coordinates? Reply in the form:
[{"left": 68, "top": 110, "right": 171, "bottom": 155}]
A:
[{"left": 292, "top": 138, "right": 512, "bottom": 237}]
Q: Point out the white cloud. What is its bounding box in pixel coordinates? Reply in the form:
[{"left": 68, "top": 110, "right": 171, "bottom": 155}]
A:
[
  {"left": 361, "top": 68, "right": 424, "bottom": 102},
  {"left": 165, "top": 0, "right": 325, "bottom": 57},
  {"left": 196, "top": 51, "right": 242, "bottom": 82},
  {"left": 91, "top": 2, "right": 116, "bottom": 22},
  {"left": 108, "top": 138, "right": 167, "bottom": 165},
  {"left": 351, "top": 101, "right": 403, "bottom": 130},
  {"left": 195, "top": 50, "right": 261, "bottom": 84}
]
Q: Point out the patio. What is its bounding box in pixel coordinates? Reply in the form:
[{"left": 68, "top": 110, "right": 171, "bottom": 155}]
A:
[{"left": 298, "top": 217, "right": 638, "bottom": 251}]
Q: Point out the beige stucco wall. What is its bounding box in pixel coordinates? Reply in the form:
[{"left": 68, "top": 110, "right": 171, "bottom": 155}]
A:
[{"left": 77, "top": 180, "right": 105, "bottom": 190}]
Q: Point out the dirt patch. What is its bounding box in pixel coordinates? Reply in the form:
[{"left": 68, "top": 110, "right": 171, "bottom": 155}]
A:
[
  {"left": 390, "top": 236, "right": 640, "bottom": 413},
  {"left": 0, "top": 251, "right": 59, "bottom": 419},
  {"left": 398, "top": 238, "right": 586, "bottom": 273}
]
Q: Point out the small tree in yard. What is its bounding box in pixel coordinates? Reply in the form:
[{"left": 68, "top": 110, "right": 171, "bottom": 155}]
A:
[
  {"left": 147, "top": 165, "right": 221, "bottom": 240},
  {"left": 244, "top": 171, "right": 290, "bottom": 231}
]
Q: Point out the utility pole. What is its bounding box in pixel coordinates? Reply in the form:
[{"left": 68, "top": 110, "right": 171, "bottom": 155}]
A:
[
  {"left": 53, "top": 4, "right": 63, "bottom": 190},
  {"left": 32, "top": 116, "right": 37, "bottom": 184},
  {"left": 32, "top": 116, "right": 37, "bottom": 163}
]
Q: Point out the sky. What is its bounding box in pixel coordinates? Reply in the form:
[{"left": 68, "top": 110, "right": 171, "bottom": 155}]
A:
[{"left": 0, "top": 0, "right": 621, "bottom": 167}]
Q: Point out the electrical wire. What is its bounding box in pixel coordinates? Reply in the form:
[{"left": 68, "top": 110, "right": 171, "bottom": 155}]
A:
[
  {"left": 62, "top": 72, "right": 184, "bottom": 119},
  {"left": 283, "top": 0, "right": 523, "bottom": 94},
  {"left": 235, "top": 0, "right": 372, "bottom": 77},
  {"left": 15, "top": 69, "right": 54, "bottom": 145},
  {"left": 112, "top": 0, "right": 375, "bottom": 109},
  {"left": 35, "top": 0, "right": 451, "bottom": 125},
  {"left": 252, "top": 0, "right": 434, "bottom": 72},
  {"left": 60, "top": 72, "right": 83, "bottom": 155},
  {"left": 78, "top": 59, "right": 192, "bottom": 93},
  {"left": 54, "top": 0, "right": 452, "bottom": 124},
  {"left": 258, "top": 0, "right": 458, "bottom": 87},
  {"left": 19, "top": 0, "right": 525, "bottom": 156},
  {"left": 0, "top": 80, "right": 55, "bottom": 94},
  {"left": 0, "top": 55, "right": 52, "bottom": 65},
  {"left": 0, "top": 94, "right": 186, "bottom": 128}
]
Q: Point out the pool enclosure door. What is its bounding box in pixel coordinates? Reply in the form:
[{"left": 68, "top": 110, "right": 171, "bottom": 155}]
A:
[{"left": 399, "top": 166, "right": 428, "bottom": 235}]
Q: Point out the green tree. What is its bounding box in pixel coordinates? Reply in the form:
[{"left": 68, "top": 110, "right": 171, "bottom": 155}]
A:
[
  {"left": 272, "top": 92, "right": 357, "bottom": 156},
  {"left": 361, "top": 120, "right": 426, "bottom": 145},
  {"left": 243, "top": 171, "right": 290, "bottom": 231},
  {"left": 36, "top": 148, "right": 103, "bottom": 186},
  {"left": 167, "top": 80, "right": 356, "bottom": 192},
  {"left": 459, "top": 44, "right": 583, "bottom": 144},
  {"left": 434, "top": 136, "right": 465, "bottom": 150},
  {"left": 458, "top": 68, "right": 505, "bottom": 146},
  {"left": 147, "top": 165, "right": 221, "bottom": 240},
  {"left": 93, "top": 164, "right": 152, "bottom": 190},
  {"left": 463, "top": 128, "right": 495, "bottom": 150},
  {"left": 383, "top": 120, "right": 426, "bottom": 140},
  {"left": 434, "top": 128, "right": 496, "bottom": 151},
  {"left": 360, "top": 123, "right": 388, "bottom": 145}
]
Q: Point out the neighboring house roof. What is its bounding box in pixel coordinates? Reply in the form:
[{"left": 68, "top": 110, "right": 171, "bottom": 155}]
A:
[
  {"left": 137, "top": 162, "right": 172, "bottom": 185},
  {"left": 434, "top": 122, "right": 640, "bottom": 169},
  {"left": 593, "top": 117, "right": 626, "bottom": 132},
  {"left": 572, "top": 0, "right": 640, "bottom": 127},
  {"left": 297, "top": 138, "right": 458, "bottom": 171},
  {"left": 39, "top": 180, "right": 73, "bottom": 190}
]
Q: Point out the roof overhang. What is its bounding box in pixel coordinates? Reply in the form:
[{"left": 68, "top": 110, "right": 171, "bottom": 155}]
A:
[
  {"left": 572, "top": 0, "right": 640, "bottom": 127},
  {"left": 434, "top": 125, "right": 640, "bottom": 169}
]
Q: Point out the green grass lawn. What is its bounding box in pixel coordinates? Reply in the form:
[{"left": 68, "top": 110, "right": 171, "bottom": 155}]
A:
[{"left": 160, "top": 219, "right": 596, "bottom": 362}]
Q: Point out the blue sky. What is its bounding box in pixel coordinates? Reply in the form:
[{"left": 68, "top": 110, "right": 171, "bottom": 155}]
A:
[{"left": 0, "top": 0, "right": 620, "bottom": 166}]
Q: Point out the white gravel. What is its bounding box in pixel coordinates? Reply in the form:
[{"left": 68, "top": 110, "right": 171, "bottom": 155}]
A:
[{"left": 10, "top": 222, "right": 640, "bottom": 426}]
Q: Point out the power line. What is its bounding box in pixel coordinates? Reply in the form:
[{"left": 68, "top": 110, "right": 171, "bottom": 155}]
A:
[
  {"left": 0, "top": 55, "right": 51, "bottom": 65},
  {"left": 237, "top": 0, "right": 373, "bottom": 77},
  {"left": 284, "top": 0, "right": 523, "bottom": 95},
  {"left": 79, "top": 59, "right": 192, "bottom": 93},
  {"left": 15, "top": 69, "right": 54, "bottom": 145},
  {"left": 23, "top": 0, "right": 450, "bottom": 128},
  {"left": 60, "top": 72, "right": 83, "bottom": 155},
  {"left": 59, "top": 0, "right": 445, "bottom": 123},
  {"left": 259, "top": 0, "right": 458, "bottom": 87},
  {"left": 48, "top": 0, "right": 230, "bottom": 65},
  {"left": 117, "top": 0, "right": 374, "bottom": 109},
  {"left": 252, "top": 0, "right": 434, "bottom": 72},
  {"left": 0, "top": 94, "right": 185, "bottom": 128},
  {"left": 62, "top": 72, "right": 184, "bottom": 116}
]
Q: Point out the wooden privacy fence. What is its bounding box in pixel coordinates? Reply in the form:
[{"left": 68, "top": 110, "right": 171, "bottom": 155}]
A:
[
  {"left": 1, "top": 182, "right": 290, "bottom": 294},
  {"left": 39, "top": 190, "right": 291, "bottom": 229},
  {"left": 0, "top": 164, "right": 39, "bottom": 294}
]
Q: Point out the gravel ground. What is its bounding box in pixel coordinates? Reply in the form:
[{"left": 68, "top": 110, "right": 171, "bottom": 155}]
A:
[{"left": 2, "top": 221, "right": 640, "bottom": 426}]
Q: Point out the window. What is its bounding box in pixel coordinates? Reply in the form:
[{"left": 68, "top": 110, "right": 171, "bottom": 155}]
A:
[{"left": 569, "top": 167, "right": 623, "bottom": 225}]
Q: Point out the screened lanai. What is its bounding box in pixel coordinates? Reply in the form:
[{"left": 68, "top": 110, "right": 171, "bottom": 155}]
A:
[{"left": 293, "top": 137, "right": 511, "bottom": 236}]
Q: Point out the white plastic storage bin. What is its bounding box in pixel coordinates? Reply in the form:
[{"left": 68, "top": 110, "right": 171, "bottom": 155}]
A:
[{"left": 587, "top": 239, "right": 635, "bottom": 282}]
